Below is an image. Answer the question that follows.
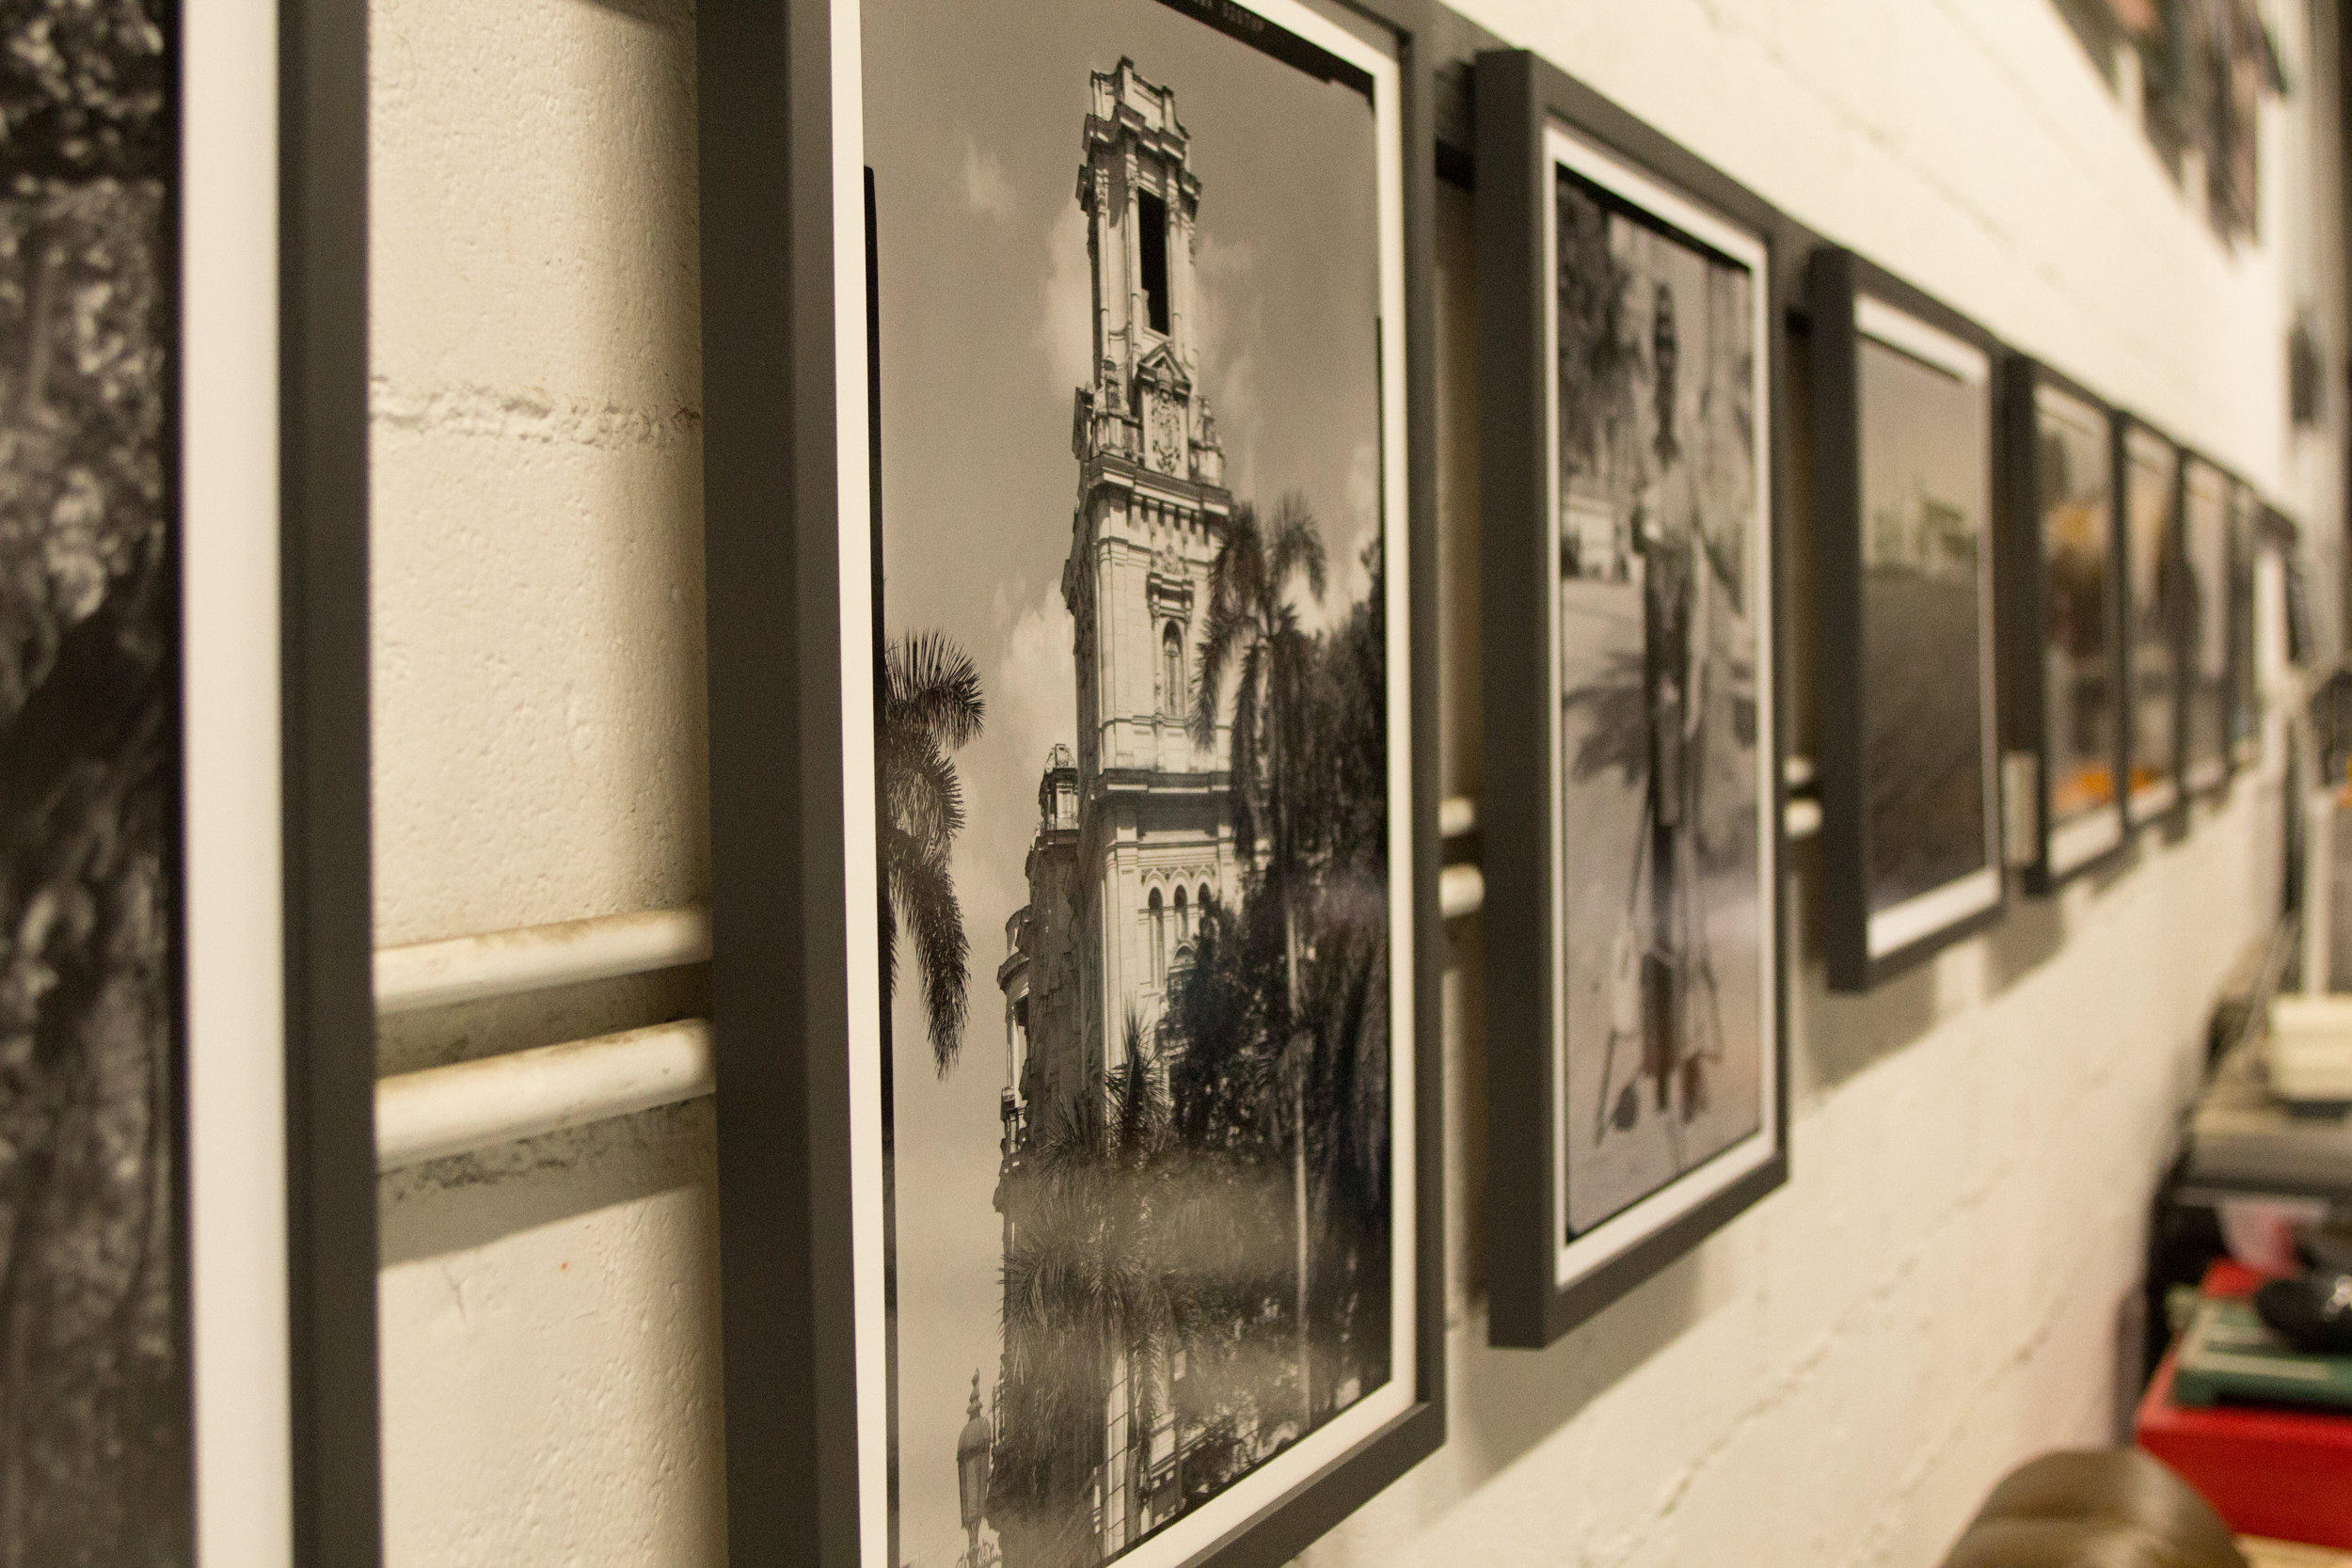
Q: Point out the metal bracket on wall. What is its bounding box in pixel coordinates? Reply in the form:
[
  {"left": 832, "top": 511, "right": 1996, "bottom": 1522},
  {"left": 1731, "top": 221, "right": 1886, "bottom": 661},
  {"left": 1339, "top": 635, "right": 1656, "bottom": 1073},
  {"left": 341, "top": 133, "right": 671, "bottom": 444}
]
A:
[{"left": 372, "top": 796, "right": 1487, "bottom": 1168}]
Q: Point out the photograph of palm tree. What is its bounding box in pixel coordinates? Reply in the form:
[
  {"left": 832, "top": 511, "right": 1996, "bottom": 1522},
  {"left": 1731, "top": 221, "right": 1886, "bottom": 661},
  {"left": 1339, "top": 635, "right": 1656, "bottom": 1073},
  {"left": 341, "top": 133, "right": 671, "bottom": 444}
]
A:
[
  {"left": 0, "top": 3, "right": 192, "bottom": 1562},
  {"left": 1855, "top": 324, "right": 1995, "bottom": 928},
  {"left": 2182, "top": 457, "right": 2232, "bottom": 791},
  {"left": 1549, "top": 161, "right": 1767, "bottom": 1240},
  {"left": 2123, "top": 427, "right": 2183, "bottom": 817},
  {"left": 861, "top": 1, "right": 1404, "bottom": 1563},
  {"left": 2033, "top": 383, "right": 2122, "bottom": 844}
]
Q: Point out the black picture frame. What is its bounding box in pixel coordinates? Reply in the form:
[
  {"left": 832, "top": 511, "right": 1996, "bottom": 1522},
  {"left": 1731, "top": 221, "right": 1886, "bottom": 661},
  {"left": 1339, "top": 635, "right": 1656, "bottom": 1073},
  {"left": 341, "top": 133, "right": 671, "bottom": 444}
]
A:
[
  {"left": 2118, "top": 416, "right": 2188, "bottom": 832},
  {"left": 698, "top": 1, "right": 1445, "bottom": 1563},
  {"left": 1994, "top": 356, "right": 2130, "bottom": 895},
  {"left": 2177, "top": 449, "right": 2238, "bottom": 799},
  {"left": 0, "top": 7, "right": 379, "bottom": 1560},
  {"left": 2226, "top": 476, "right": 2263, "bottom": 768},
  {"left": 1474, "top": 48, "right": 1789, "bottom": 1350},
  {"left": 1810, "top": 248, "right": 2009, "bottom": 991},
  {"left": 278, "top": 3, "right": 386, "bottom": 1560}
]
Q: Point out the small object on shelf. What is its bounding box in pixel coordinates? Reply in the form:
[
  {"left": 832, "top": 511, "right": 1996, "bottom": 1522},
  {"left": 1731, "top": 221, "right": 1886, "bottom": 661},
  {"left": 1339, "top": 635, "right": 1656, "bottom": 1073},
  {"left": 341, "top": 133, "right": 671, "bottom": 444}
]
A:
[
  {"left": 2173, "top": 1293, "right": 2352, "bottom": 1410},
  {"left": 2256, "top": 1273, "right": 2352, "bottom": 1355},
  {"left": 2269, "top": 995, "right": 2352, "bottom": 1104}
]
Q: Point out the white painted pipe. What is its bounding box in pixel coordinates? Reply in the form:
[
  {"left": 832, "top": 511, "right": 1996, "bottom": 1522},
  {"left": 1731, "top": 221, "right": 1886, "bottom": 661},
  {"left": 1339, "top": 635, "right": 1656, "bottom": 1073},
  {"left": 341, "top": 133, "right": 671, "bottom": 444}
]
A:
[
  {"left": 1438, "top": 796, "right": 1476, "bottom": 840},
  {"left": 375, "top": 1019, "right": 716, "bottom": 1172},
  {"left": 1439, "top": 863, "right": 1483, "bottom": 920},
  {"left": 374, "top": 905, "right": 712, "bottom": 1016}
]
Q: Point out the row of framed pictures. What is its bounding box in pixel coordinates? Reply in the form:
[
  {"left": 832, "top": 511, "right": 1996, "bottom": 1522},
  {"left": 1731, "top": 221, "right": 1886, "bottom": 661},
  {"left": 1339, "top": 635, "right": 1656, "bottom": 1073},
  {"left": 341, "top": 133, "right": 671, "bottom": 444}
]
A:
[
  {"left": 694, "top": 4, "right": 2308, "bottom": 1566},
  {"left": 34, "top": 1, "right": 2287, "bottom": 1565},
  {"left": 1480, "top": 49, "right": 2296, "bottom": 1352}
]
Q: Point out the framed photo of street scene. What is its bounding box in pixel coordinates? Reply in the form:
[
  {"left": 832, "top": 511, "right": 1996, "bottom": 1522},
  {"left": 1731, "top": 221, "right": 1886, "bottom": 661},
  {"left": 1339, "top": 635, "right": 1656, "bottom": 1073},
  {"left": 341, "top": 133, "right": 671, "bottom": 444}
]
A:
[
  {"left": 1994, "top": 357, "right": 2127, "bottom": 895},
  {"left": 0, "top": 6, "right": 382, "bottom": 1565},
  {"left": 2180, "top": 452, "right": 2236, "bottom": 797},
  {"left": 1810, "top": 250, "right": 2007, "bottom": 990},
  {"left": 2121, "top": 420, "right": 2187, "bottom": 828},
  {"left": 1475, "top": 50, "right": 1788, "bottom": 1350},
  {"left": 697, "top": 1, "right": 1443, "bottom": 1564}
]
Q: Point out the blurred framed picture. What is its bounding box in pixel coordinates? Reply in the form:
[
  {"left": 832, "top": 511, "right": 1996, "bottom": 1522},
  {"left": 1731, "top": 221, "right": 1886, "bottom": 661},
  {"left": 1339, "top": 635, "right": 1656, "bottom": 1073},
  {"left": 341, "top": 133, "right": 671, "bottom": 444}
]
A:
[
  {"left": 1475, "top": 49, "right": 1788, "bottom": 1348},
  {"left": 0, "top": 6, "right": 381, "bottom": 1563},
  {"left": 1995, "top": 358, "right": 2127, "bottom": 894},
  {"left": 1811, "top": 249, "right": 2006, "bottom": 990},
  {"left": 2228, "top": 478, "right": 2263, "bottom": 768},
  {"left": 2180, "top": 452, "right": 2235, "bottom": 797},
  {"left": 2120, "top": 420, "right": 2186, "bottom": 828},
  {"left": 697, "top": 0, "right": 1445, "bottom": 1563}
]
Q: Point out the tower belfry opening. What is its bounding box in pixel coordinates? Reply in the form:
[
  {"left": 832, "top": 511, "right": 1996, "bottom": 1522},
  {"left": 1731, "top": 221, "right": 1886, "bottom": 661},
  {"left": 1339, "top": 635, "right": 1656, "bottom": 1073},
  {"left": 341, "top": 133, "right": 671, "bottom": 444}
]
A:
[{"left": 1139, "top": 189, "right": 1171, "bottom": 336}]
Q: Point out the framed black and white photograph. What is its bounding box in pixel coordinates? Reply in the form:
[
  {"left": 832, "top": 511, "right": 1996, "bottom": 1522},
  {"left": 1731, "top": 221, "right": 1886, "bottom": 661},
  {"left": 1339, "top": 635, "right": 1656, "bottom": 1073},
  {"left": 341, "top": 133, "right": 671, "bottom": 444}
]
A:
[
  {"left": 1995, "top": 357, "right": 2127, "bottom": 894},
  {"left": 2227, "top": 478, "right": 2262, "bottom": 768},
  {"left": 1810, "top": 250, "right": 2005, "bottom": 990},
  {"left": 2120, "top": 420, "right": 2186, "bottom": 827},
  {"left": 699, "top": 2, "right": 1442, "bottom": 1565},
  {"left": 1475, "top": 50, "right": 1786, "bottom": 1349},
  {"left": 0, "top": 7, "right": 381, "bottom": 1565},
  {"left": 2180, "top": 452, "right": 2235, "bottom": 796}
]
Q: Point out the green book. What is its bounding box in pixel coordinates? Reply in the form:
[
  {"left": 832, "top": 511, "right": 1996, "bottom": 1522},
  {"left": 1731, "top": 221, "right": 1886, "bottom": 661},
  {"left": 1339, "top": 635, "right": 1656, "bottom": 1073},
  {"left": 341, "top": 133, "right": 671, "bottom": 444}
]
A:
[{"left": 2173, "top": 1296, "right": 2352, "bottom": 1413}]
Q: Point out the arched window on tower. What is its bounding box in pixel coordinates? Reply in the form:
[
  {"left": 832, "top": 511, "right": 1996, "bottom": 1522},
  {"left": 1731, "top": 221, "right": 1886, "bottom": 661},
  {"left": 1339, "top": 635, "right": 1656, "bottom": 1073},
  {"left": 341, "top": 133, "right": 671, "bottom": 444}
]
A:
[
  {"left": 1162, "top": 623, "right": 1184, "bottom": 719},
  {"left": 1148, "top": 887, "right": 1165, "bottom": 983},
  {"left": 1173, "top": 884, "right": 1188, "bottom": 943}
]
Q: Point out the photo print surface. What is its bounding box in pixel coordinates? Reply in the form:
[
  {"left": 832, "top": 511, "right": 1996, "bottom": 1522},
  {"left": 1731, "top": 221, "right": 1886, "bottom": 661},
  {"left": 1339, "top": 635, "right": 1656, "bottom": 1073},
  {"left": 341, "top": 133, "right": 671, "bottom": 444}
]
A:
[
  {"left": 0, "top": 7, "right": 193, "bottom": 1562},
  {"left": 1855, "top": 300, "right": 1999, "bottom": 957},
  {"left": 2181, "top": 456, "right": 2232, "bottom": 791},
  {"left": 2034, "top": 381, "right": 2123, "bottom": 874},
  {"left": 1543, "top": 127, "right": 1775, "bottom": 1259},
  {"left": 857, "top": 2, "right": 1410, "bottom": 1564},
  {"left": 2123, "top": 426, "right": 2183, "bottom": 819}
]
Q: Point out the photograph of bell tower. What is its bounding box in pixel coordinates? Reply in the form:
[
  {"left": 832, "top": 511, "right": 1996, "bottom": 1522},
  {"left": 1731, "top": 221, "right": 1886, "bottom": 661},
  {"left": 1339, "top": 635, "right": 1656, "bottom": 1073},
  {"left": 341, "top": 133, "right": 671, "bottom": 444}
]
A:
[
  {"left": 859, "top": 0, "right": 1409, "bottom": 1563},
  {"left": 1012, "top": 58, "right": 1246, "bottom": 1155}
]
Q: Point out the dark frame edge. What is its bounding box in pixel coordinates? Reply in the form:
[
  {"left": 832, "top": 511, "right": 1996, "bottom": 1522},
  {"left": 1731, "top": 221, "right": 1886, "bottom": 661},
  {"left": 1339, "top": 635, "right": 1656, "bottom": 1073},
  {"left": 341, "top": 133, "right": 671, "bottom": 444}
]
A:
[
  {"left": 278, "top": 1, "right": 384, "bottom": 1561},
  {"left": 700, "top": 2, "right": 864, "bottom": 1565},
  {"left": 1471, "top": 43, "right": 1551, "bottom": 1354}
]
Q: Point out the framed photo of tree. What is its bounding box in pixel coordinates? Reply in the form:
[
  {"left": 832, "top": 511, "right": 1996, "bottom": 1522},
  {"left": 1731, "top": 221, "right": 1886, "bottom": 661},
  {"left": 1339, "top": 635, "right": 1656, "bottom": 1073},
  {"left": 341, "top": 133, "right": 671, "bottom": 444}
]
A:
[
  {"left": 0, "top": 5, "right": 381, "bottom": 1564},
  {"left": 1810, "top": 250, "right": 2007, "bottom": 990},
  {"left": 1473, "top": 50, "right": 1788, "bottom": 1348},
  {"left": 697, "top": 0, "right": 1443, "bottom": 1563},
  {"left": 2120, "top": 420, "right": 2186, "bottom": 829},
  {"left": 1994, "top": 357, "right": 2127, "bottom": 895},
  {"left": 2180, "top": 451, "right": 2236, "bottom": 797}
]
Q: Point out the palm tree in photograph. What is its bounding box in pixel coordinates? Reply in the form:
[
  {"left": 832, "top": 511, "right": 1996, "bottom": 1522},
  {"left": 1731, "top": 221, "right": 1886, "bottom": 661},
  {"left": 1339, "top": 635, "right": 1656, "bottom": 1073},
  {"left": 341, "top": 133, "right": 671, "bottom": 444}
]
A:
[
  {"left": 875, "top": 627, "right": 982, "bottom": 1568},
  {"left": 1188, "top": 492, "right": 1326, "bottom": 1426},
  {"left": 879, "top": 628, "right": 984, "bottom": 1069}
]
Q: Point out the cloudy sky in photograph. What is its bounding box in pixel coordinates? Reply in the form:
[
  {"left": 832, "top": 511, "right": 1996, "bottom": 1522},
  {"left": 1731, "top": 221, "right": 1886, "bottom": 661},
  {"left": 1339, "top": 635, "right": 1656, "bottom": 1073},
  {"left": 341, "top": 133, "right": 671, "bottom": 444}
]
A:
[{"left": 859, "top": 0, "right": 1386, "bottom": 1559}]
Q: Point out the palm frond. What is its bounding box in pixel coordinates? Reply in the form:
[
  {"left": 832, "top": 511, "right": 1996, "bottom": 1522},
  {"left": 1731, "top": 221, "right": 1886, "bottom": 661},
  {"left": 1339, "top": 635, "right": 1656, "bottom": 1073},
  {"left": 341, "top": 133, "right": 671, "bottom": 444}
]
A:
[
  {"left": 1268, "top": 491, "right": 1328, "bottom": 604},
  {"left": 889, "top": 839, "right": 969, "bottom": 1070},
  {"left": 884, "top": 630, "right": 985, "bottom": 750}
]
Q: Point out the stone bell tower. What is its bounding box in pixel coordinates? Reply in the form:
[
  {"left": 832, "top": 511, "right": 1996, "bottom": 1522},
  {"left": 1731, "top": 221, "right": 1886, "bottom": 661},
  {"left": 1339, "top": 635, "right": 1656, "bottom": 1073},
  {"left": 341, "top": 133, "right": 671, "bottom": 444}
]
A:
[
  {"left": 1057, "top": 57, "right": 1243, "bottom": 1080},
  {"left": 995, "top": 60, "right": 1254, "bottom": 1557}
]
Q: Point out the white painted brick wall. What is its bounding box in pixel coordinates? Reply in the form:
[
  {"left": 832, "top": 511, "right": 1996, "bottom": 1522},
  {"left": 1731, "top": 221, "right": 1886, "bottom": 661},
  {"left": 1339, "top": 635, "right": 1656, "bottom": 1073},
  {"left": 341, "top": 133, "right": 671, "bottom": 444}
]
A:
[{"left": 368, "top": 1, "right": 2345, "bottom": 1564}]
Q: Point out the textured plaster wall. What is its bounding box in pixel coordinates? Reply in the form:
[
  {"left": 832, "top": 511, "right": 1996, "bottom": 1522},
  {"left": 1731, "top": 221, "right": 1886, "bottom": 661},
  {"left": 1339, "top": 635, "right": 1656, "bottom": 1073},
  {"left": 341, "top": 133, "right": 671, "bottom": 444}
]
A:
[{"left": 367, "top": 1, "right": 2345, "bottom": 1565}]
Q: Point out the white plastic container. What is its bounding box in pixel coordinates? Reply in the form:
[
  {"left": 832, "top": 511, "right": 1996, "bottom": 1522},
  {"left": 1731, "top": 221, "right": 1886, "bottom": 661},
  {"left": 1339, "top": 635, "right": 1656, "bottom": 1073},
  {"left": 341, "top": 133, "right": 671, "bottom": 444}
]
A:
[{"left": 2268, "top": 993, "right": 2352, "bottom": 1101}]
